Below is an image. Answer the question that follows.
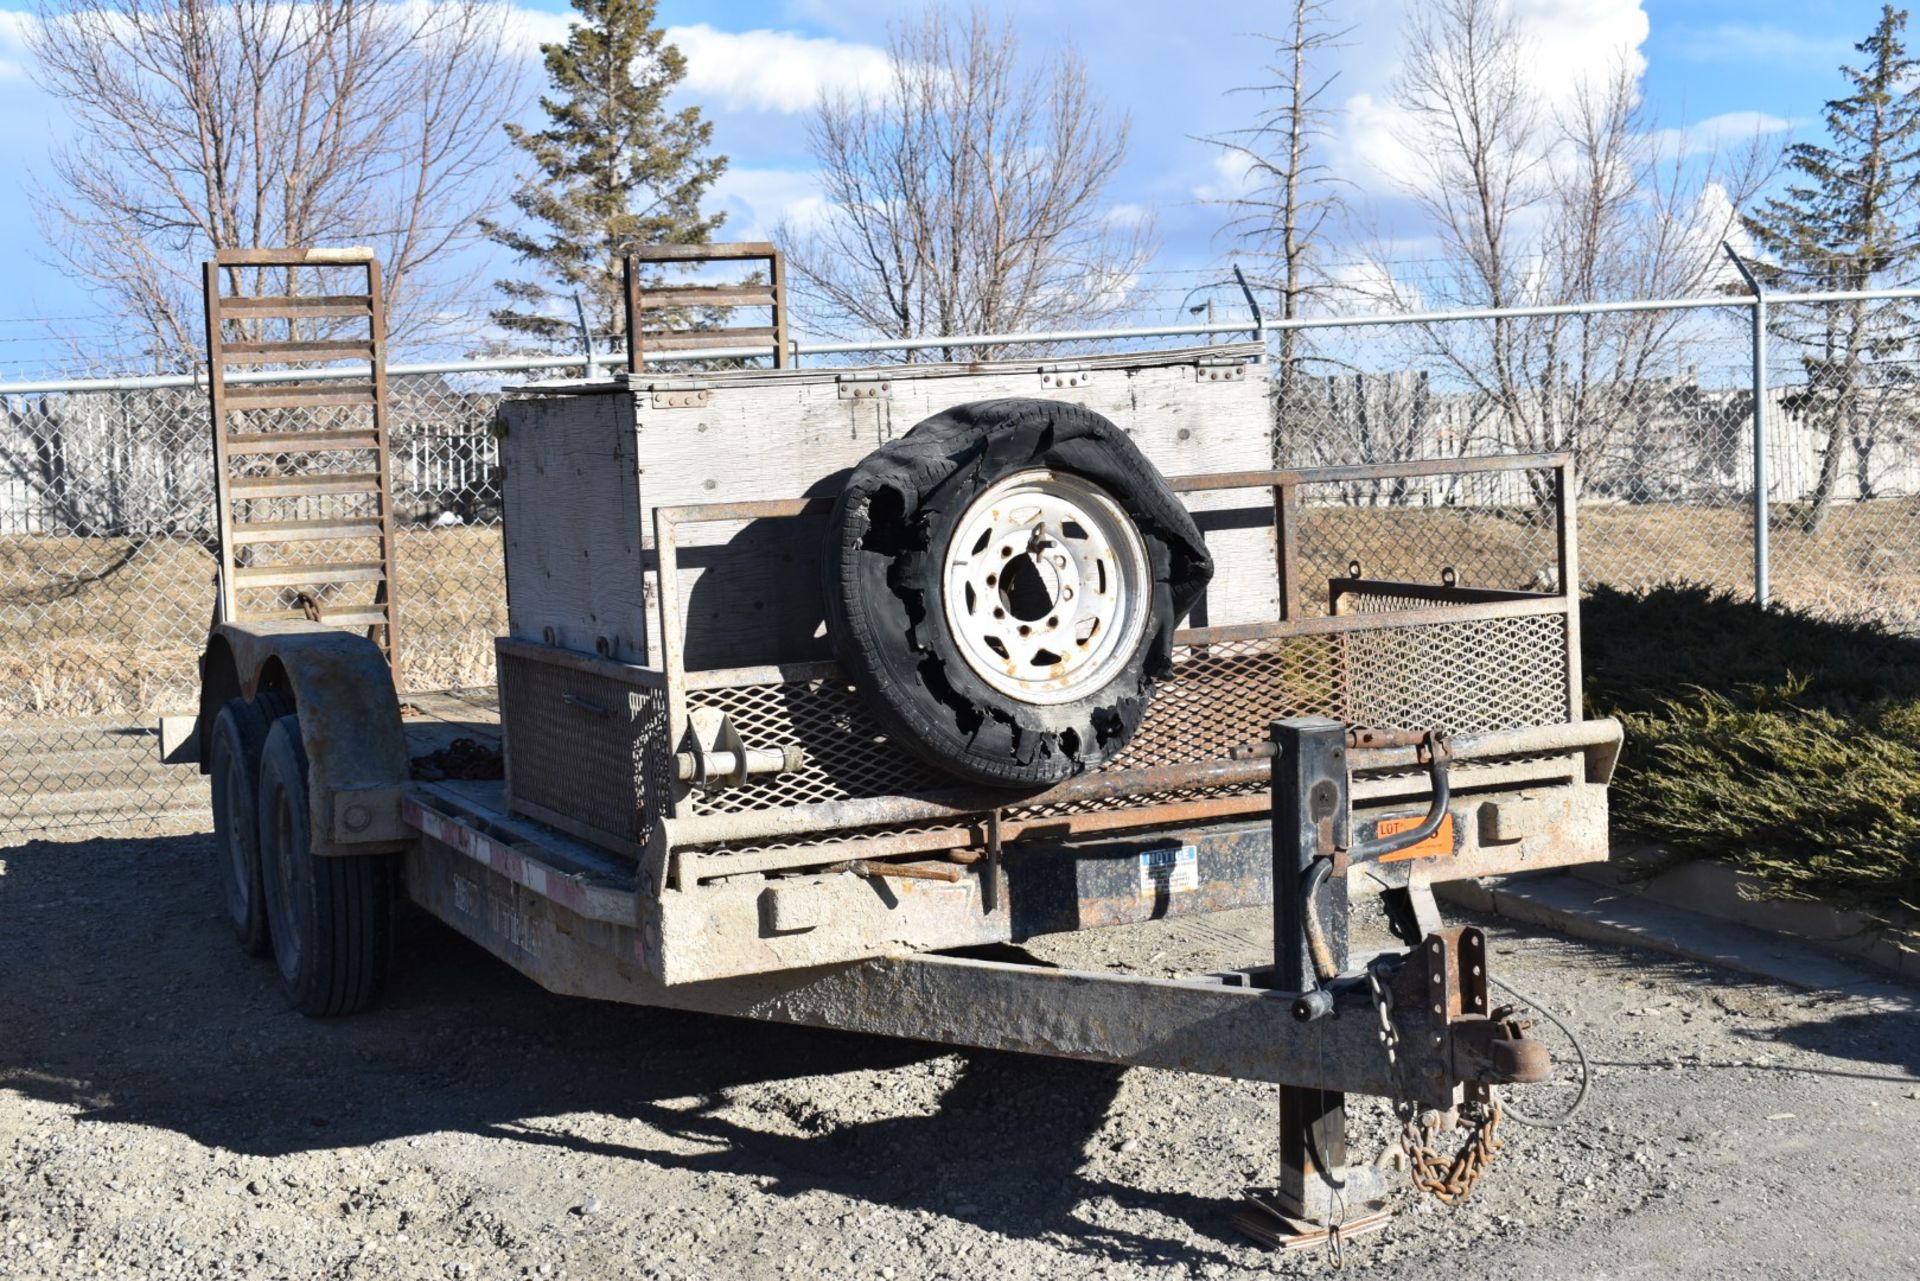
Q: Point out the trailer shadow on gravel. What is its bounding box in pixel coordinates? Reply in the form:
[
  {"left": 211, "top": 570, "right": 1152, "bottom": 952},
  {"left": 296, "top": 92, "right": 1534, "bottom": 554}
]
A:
[{"left": 0, "top": 832, "right": 1248, "bottom": 1269}]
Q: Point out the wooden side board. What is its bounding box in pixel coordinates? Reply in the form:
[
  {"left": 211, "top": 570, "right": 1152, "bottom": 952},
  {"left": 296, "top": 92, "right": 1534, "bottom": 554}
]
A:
[
  {"left": 500, "top": 348, "right": 1277, "bottom": 669},
  {"left": 499, "top": 393, "right": 650, "bottom": 662}
]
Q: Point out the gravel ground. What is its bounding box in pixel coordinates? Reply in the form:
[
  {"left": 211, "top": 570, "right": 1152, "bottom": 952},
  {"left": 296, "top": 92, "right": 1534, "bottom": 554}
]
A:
[{"left": 3, "top": 829, "right": 1917, "bottom": 1280}]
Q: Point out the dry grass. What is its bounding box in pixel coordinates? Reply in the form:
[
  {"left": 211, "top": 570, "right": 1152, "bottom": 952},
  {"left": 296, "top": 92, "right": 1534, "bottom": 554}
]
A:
[
  {"left": 2, "top": 500, "right": 1915, "bottom": 719},
  {"left": 1582, "top": 499, "right": 1920, "bottom": 630},
  {"left": 0, "top": 527, "right": 504, "bottom": 717}
]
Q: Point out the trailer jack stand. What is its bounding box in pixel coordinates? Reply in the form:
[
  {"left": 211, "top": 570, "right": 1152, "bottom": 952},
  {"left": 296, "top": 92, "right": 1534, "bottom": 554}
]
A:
[
  {"left": 1234, "top": 1087, "right": 1394, "bottom": 1250},
  {"left": 1233, "top": 717, "right": 1533, "bottom": 1251}
]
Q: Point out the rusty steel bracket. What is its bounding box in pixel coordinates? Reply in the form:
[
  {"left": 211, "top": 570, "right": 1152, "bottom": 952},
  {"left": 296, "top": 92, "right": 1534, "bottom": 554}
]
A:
[
  {"left": 1387, "top": 925, "right": 1547, "bottom": 1110},
  {"left": 1346, "top": 731, "right": 1451, "bottom": 862}
]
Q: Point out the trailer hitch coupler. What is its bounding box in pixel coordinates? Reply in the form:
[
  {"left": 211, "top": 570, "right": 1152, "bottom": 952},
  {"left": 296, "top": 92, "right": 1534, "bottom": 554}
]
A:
[{"left": 1451, "top": 1015, "right": 1552, "bottom": 1084}]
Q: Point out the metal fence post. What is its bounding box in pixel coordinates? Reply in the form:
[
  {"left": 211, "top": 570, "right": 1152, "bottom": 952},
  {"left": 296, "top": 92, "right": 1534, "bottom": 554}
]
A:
[
  {"left": 1722, "top": 242, "right": 1770, "bottom": 607},
  {"left": 572, "top": 291, "right": 600, "bottom": 382}
]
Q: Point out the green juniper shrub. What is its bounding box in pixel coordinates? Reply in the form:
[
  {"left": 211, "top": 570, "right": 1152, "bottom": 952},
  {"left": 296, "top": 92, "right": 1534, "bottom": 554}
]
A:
[{"left": 1581, "top": 584, "right": 1920, "bottom": 920}]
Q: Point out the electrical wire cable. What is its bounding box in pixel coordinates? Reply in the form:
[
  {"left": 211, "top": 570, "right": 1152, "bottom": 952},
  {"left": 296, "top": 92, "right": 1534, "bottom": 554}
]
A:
[{"left": 1487, "top": 972, "right": 1591, "bottom": 1128}]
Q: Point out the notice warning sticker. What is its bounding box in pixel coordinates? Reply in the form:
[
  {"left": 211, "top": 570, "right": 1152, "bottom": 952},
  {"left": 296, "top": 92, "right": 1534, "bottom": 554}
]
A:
[
  {"left": 1139, "top": 845, "right": 1199, "bottom": 897},
  {"left": 1374, "top": 812, "right": 1456, "bottom": 862}
]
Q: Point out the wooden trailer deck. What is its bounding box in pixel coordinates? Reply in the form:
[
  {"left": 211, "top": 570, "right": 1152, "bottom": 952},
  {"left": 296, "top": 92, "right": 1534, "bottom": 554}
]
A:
[{"left": 400, "top": 687, "right": 503, "bottom": 758}]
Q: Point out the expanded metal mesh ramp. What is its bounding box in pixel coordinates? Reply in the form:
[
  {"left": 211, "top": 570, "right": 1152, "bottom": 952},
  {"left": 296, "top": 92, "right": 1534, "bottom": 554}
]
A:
[{"left": 202, "top": 247, "right": 399, "bottom": 663}]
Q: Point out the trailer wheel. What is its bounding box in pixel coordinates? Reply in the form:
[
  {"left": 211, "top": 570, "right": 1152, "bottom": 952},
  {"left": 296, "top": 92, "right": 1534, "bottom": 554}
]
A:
[
  {"left": 256, "top": 715, "right": 393, "bottom": 1017},
  {"left": 205, "top": 692, "right": 290, "bottom": 956},
  {"left": 825, "top": 398, "right": 1213, "bottom": 787}
]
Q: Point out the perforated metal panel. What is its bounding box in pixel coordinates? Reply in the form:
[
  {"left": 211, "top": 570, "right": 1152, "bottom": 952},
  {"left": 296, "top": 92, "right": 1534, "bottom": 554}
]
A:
[
  {"left": 1109, "top": 635, "right": 1348, "bottom": 770},
  {"left": 685, "top": 679, "right": 946, "bottom": 815},
  {"left": 678, "top": 611, "right": 1569, "bottom": 824},
  {"left": 684, "top": 636, "right": 1349, "bottom": 817},
  {"left": 499, "top": 648, "right": 672, "bottom": 849},
  {"left": 1343, "top": 613, "right": 1570, "bottom": 735}
]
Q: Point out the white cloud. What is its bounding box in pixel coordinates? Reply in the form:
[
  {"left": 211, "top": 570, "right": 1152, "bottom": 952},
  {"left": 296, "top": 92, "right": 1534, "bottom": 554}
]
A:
[
  {"left": 494, "top": 13, "right": 891, "bottom": 115},
  {"left": 0, "top": 10, "right": 38, "bottom": 81},
  {"left": 710, "top": 167, "right": 829, "bottom": 239},
  {"left": 665, "top": 24, "right": 893, "bottom": 115},
  {"left": 497, "top": 5, "right": 572, "bottom": 48},
  {"left": 1324, "top": 258, "right": 1423, "bottom": 314},
  {"left": 1326, "top": 0, "right": 1653, "bottom": 194},
  {"left": 1508, "top": 0, "right": 1649, "bottom": 88},
  {"left": 1646, "top": 111, "right": 1793, "bottom": 160},
  {"left": 1674, "top": 180, "right": 1753, "bottom": 289},
  {"left": 1191, "top": 151, "right": 1260, "bottom": 202},
  {"left": 1336, "top": 90, "right": 1426, "bottom": 198}
]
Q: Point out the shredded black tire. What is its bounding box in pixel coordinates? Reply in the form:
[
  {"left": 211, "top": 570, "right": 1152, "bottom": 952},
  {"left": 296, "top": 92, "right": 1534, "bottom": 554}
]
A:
[
  {"left": 824, "top": 398, "right": 1212, "bottom": 788},
  {"left": 255, "top": 716, "right": 394, "bottom": 1017}
]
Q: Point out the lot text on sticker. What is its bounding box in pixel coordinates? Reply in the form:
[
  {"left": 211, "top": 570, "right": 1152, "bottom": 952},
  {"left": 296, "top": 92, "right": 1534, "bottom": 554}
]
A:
[
  {"left": 1139, "top": 844, "right": 1199, "bottom": 897},
  {"left": 1375, "top": 812, "right": 1455, "bottom": 862}
]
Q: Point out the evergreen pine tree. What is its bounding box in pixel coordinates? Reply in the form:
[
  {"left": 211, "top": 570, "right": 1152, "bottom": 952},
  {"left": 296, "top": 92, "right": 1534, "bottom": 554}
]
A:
[
  {"left": 1742, "top": 5, "right": 1920, "bottom": 532},
  {"left": 484, "top": 0, "right": 726, "bottom": 349}
]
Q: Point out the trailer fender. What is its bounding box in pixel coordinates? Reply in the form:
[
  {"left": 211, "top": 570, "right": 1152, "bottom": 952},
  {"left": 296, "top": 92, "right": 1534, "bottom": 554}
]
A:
[{"left": 201, "top": 620, "right": 411, "bottom": 856}]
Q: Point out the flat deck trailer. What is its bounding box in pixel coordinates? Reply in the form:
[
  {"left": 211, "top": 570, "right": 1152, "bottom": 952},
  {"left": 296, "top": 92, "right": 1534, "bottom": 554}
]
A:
[{"left": 170, "top": 245, "right": 1621, "bottom": 1248}]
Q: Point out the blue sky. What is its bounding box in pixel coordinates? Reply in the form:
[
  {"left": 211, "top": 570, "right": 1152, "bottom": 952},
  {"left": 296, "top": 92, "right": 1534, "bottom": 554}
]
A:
[{"left": 0, "top": 0, "right": 1903, "bottom": 374}]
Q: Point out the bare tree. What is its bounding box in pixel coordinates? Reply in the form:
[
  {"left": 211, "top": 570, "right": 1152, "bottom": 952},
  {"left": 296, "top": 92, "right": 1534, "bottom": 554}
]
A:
[
  {"left": 1391, "top": 0, "right": 1543, "bottom": 461},
  {"left": 1379, "top": 0, "right": 1769, "bottom": 502},
  {"left": 1202, "top": 0, "right": 1350, "bottom": 454},
  {"left": 779, "top": 7, "right": 1151, "bottom": 358},
  {"left": 30, "top": 0, "right": 521, "bottom": 368}
]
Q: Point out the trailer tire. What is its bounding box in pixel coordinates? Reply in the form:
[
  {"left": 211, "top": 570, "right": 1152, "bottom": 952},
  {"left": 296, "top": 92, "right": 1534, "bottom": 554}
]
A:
[
  {"left": 206, "top": 692, "right": 290, "bottom": 956},
  {"left": 825, "top": 398, "right": 1212, "bottom": 788},
  {"left": 256, "top": 715, "right": 393, "bottom": 1017}
]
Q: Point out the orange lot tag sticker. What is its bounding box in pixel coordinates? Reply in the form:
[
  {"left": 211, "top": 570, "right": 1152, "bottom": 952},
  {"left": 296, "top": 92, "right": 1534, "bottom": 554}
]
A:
[{"left": 1374, "top": 812, "right": 1455, "bottom": 862}]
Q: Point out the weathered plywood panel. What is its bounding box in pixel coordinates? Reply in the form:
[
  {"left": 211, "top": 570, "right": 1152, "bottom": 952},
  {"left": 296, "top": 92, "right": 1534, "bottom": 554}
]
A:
[
  {"left": 673, "top": 512, "right": 835, "bottom": 668},
  {"left": 498, "top": 393, "right": 650, "bottom": 661},
  {"left": 508, "top": 347, "right": 1278, "bottom": 670}
]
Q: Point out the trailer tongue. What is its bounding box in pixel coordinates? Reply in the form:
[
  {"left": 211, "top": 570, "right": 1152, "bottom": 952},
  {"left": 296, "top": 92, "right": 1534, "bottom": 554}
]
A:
[{"left": 174, "top": 243, "right": 1618, "bottom": 1250}]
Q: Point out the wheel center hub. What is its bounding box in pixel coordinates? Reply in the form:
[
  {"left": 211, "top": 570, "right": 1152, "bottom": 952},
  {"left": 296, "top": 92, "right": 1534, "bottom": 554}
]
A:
[
  {"left": 1000, "top": 544, "right": 1063, "bottom": 620},
  {"left": 942, "top": 469, "right": 1150, "bottom": 706}
]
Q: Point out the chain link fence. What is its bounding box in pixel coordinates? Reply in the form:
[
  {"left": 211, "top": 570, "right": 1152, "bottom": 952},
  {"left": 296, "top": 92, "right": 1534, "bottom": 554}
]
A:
[
  {"left": 1273, "top": 297, "right": 1920, "bottom": 631},
  {"left": 1, "top": 370, "right": 507, "bottom": 835},
  {"left": 4, "top": 292, "right": 1917, "bottom": 838}
]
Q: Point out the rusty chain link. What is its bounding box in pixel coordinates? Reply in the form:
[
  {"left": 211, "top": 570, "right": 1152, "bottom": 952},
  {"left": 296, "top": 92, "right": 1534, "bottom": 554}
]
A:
[
  {"left": 1401, "top": 1099, "right": 1504, "bottom": 1205},
  {"left": 1366, "top": 958, "right": 1505, "bottom": 1207}
]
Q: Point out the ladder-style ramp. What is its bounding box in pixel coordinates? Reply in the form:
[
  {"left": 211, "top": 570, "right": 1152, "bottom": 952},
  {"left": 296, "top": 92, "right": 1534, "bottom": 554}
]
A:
[
  {"left": 202, "top": 247, "right": 399, "bottom": 665},
  {"left": 623, "top": 241, "right": 790, "bottom": 372}
]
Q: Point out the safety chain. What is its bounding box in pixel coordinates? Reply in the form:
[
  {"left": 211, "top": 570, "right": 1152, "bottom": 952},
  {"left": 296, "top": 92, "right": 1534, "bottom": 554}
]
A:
[
  {"left": 1366, "top": 962, "right": 1402, "bottom": 1081},
  {"left": 1402, "top": 1100, "right": 1504, "bottom": 1205},
  {"left": 1366, "top": 960, "right": 1505, "bottom": 1207}
]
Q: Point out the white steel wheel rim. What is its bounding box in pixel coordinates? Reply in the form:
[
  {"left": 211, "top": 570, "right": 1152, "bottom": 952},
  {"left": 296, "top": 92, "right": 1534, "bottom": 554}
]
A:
[{"left": 941, "top": 469, "right": 1151, "bottom": 706}]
